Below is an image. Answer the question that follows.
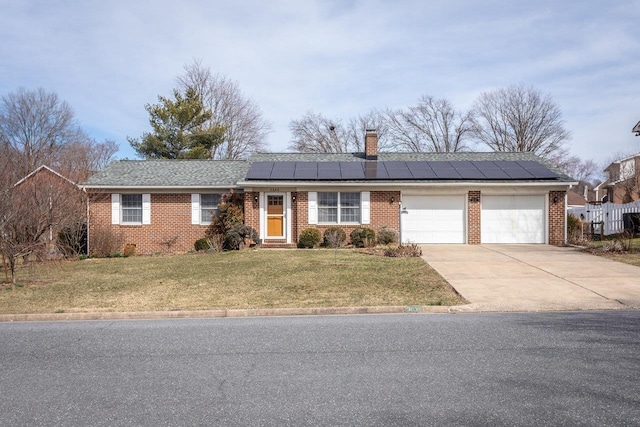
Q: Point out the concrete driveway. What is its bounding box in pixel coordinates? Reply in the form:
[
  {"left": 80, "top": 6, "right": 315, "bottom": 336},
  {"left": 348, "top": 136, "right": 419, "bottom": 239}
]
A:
[{"left": 421, "top": 244, "right": 640, "bottom": 312}]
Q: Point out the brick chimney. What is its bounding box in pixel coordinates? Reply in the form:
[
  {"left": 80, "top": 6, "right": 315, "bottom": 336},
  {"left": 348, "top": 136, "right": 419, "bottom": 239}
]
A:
[{"left": 365, "top": 129, "right": 378, "bottom": 160}]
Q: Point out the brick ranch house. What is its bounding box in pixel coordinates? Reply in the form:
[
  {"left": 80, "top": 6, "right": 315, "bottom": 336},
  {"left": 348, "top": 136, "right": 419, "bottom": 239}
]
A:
[{"left": 82, "top": 131, "right": 576, "bottom": 254}]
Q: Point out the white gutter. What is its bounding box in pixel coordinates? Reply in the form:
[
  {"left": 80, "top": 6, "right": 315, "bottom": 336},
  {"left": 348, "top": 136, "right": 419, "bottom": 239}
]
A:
[
  {"left": 237, "top": 180, "right": 578, "bottom": 188},
  {"left": 81, "top": 185, "right": 242, "bottom": 191}
]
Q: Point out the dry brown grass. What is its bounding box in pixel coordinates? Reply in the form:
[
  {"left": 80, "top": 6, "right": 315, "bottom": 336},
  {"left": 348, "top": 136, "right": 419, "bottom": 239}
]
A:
[{"left": 0, "top": 249, "right": 466, "bottom": 314}]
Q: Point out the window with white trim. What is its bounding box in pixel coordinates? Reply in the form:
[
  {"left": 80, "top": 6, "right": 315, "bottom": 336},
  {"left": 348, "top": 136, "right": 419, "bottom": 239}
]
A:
[
  {"left": 200, "top": 194, "right": 221, "bottom": 224},
  {"left": 318, "top": 192, "right": 360, "bottom": 224},
  {"left": 121, "top": 194, "right": 142, "bottom": 224}
]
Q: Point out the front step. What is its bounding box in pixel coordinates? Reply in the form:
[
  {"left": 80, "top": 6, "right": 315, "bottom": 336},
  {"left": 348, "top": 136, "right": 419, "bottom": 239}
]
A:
[{"left": 260, "top": 243, "right": 297, "bottom": 249}]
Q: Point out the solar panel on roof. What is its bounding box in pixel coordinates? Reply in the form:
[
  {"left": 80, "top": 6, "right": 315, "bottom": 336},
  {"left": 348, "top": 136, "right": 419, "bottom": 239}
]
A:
[
  {"left": 385, "top": 167, "right": 413, "bottom": 179},
  {"left": 340, "top": 163, "right": 365, "bottom": 179},
  {"left": 406, "top": 161, "right": 432, "bottom": 171},
  {"left": 270, "top": 169, "right": 295, "bottom": 179},
  {"left": 527, "top": 168, "right": 559, "bottom": 178},
  {"left": 451, "top": 161, "right": 475, "bottom": 169},
  {"left": 428, "top": 161, "right": 453, "bottom": 170},
  {"left": 409, "top": 169, "right": 438, "bottom": 179},
  {"left": 383, "top": 161, "right": 408, "bottom": 169},
  {"left": 294, "top": 164, "right": 317, "bottom": 179},
  {"left": 479, "top": 169, "right": 510, "bottom": 179},
  {"left": 318, "top": 169, "right": 341, "bottom": 179},
  {"left": 457, "top": 168, "right": 486, "bottom": 179},
  {"left": 432, "top": 169, "right": 461, "bottom": 179},
  {"left": 318, "top": 162, "right": 340, "bottom": 170},
  {"left": 502, "top": 169, "right": 534, "bottom": 179},
  {"left": 245, "top": 159, "right": 561, "bottom": 181}
]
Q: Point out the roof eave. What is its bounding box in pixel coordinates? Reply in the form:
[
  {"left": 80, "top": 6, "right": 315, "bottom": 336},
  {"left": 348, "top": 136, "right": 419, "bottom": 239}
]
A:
[
  {"left": 82, "top": 184, "right": 243, "bottom": 191},
  {"left": 237, "top": 180, "right": 577, "bottom": 188}
]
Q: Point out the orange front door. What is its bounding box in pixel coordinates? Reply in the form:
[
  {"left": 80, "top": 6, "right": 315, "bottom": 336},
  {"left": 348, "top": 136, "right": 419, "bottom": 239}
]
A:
[{"left": 267, "top": 195, "right": 284, "bottom": 237}]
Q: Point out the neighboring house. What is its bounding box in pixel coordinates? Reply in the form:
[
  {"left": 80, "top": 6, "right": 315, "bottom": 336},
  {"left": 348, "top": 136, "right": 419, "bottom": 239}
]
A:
[
  {"left": 600, "top": 153, "right": 640, "bottom": 204},
  {"left": 567, "top": 189, "right": 588, "bottom": 208},
  {"left": 82, "top": 131, "right": 576, "bottom": 254},
  {"left": 12, "top": 165, "right": 85, "bottom": 256}
]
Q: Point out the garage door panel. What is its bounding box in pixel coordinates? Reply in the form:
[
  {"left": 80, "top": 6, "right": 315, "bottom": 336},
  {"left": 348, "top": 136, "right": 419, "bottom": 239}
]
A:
[
  {"left": 482, "top": 195, "right": 545, "bottom": 244},
  {"left": 402, "top": 195, "right": 465, "bottom": 244}
]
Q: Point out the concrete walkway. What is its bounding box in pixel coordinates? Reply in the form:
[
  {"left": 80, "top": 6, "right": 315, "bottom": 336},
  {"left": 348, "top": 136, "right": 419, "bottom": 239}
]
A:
[{"left": 421, "top": 244, "right": 640, "bottom": 312}]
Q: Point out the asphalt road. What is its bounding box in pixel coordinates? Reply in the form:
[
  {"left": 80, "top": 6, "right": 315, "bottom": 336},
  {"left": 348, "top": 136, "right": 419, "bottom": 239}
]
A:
[{"left": 1, "top": 312, "right": 639, "bottom": 426}]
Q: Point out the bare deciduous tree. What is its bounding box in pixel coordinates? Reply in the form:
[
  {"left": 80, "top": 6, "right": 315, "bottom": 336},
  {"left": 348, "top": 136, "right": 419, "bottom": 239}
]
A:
[
  {"left": 288, "top": 110, "right": 390, "bottom": 153},
  {"left": 470, "top": 85, "right": 571, "bottom": 160},
  {"left": 177, "top": 60, "right": 271, "bottom": 159},
  {"left": 0, "top": 87, "right": 118, "bottom": 183},
  {"left": 57, "top": 139, "right": 118, "bottom": 183},
  {"left": 385, "top": 96, "right": 474, "bottom": 152},
  {"left": 551, "top": 155, "right": 600, "bottom": 185},
  {"left": 0, "top": 87, "right": 86, "bottom": 180},
  {"left": 1, "top": 171, "right": 85, "bottom": 286}
]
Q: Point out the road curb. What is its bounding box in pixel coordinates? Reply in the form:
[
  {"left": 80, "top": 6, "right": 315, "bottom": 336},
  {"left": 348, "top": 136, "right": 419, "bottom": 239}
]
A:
[{"left": 0, "top": 305, "right": 457, "bottom": 322}]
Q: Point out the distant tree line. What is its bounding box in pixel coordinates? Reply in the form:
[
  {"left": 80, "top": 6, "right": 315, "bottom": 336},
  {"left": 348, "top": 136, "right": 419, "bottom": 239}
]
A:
[{"left": 288, "top": 84, "right": 598, "bottom": 182}]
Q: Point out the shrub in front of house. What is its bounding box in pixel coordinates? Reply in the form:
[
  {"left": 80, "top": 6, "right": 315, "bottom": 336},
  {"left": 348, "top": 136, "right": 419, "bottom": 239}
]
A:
[
  {"left": 384, "top": 243, "right": 422, "bottom": 258},
  {"left": 298, "top": 227, "right": 321, "bottom": 248},
  {"left": 377, "top": 226, "right": 398, "bottom": 245},
  {"left": 204, "top": 191, "right": 250, "bottom": 251},
  {"left": 350, "top": 227, "right": 376, "bottom": 248},
  {"left": 224, "top": 224, "right": 259, "bottom": 250},
  {"left": 123, "top": 243, "right": 137, "bottom": 257},
  {"left": 194, "top": 238, "right": 210, "bottom": 252},
  {"left": 323, "top": 226, "right": 347, "bottom": 248}
]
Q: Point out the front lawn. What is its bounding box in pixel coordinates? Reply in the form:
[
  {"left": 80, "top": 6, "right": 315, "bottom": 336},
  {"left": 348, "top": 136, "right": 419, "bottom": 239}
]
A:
[
  {"left": 582, "top": 237, "right": 640, "bottom": 267},
  {"left": 0, "top": 249, "right": 466, "bottom": 314}
]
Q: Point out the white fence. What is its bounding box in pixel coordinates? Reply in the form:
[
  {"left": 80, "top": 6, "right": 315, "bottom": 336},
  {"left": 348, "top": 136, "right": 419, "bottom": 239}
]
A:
[{"left": 568, "top": 201, "right": 640, "bottom": 235}]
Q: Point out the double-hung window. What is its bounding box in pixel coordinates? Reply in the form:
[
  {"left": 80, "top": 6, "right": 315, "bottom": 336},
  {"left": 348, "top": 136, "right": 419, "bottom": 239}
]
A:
[
  {"left": 200, "top": 194, "right": 221, "bottom": 224},
  {"left": 317, "top": 192, "right": 361, "bottom": 224},
  {"left": 121, "top": 194, "right": 143, "bottom": 224}
]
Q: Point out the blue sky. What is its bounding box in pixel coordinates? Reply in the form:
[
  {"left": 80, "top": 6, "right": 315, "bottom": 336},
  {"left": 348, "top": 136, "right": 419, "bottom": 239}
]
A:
[{"left": 1, "top": 0, "right": 639, "bottom": 166}]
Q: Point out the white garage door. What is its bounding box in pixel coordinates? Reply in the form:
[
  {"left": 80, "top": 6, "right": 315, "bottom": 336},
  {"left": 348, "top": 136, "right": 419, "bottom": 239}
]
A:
[
  {"left": 401, "top": 195, "right": 465, "bottom": 243},
  {"left": 481, "top": 195, "right": 545, "bottom": 244}
]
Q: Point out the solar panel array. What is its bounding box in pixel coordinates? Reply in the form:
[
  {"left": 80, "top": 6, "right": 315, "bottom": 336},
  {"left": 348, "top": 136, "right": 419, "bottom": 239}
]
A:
[{"left": 245, "top": 160, "right": 560, "bottom": 181}]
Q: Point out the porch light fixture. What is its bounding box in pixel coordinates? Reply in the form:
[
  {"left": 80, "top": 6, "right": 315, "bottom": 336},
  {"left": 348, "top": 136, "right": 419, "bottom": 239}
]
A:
[
  {"left": 390, "top": 196, "right": 395, "bottom": 204},
  {"left": 254, "top": 194, "right": 259, "bottom": 203},
  {"left": 292, "top": 195, "right": 296, "bottom": 202},
  {"left": 553, "top": 196, "right": 559, "bottom": 204}
]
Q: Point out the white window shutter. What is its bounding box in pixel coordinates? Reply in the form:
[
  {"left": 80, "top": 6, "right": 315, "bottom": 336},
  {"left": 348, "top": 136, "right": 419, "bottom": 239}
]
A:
[
  {"left": 111, "top": 194, "right": 120, "bottom": 225},
  {"left": 191, "top": 194, "right": 200, "bottom": 224},
  {"left": 142, "top": 194, "right": 151, "bottom": 225},
  {"left": 361, "top": 191, "right": 370, "bottom": 225},
  {"left": 308, "top": 192, "right": 317, "bottom": 225}
]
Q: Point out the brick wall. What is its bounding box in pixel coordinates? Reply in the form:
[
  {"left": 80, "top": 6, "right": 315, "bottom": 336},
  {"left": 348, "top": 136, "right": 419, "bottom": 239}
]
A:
[
  {"left": 468, "top": 191, "right": 481, "bottom": 244},
  {"left": 89, "top": 193, "right": 209, "bottom": 255},
  {"left": 548, "top": 191, "right": 566, "bottom": 246},
  {"left": 244, "top": 192, "right": 260, "bottom": 232},
  {"left": 289, "top": 190, "right": 400, "bottom": 244}
]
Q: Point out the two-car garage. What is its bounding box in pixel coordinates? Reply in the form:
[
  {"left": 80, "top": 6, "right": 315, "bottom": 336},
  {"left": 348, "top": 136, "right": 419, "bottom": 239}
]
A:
[{"left": 401, "top": 193, "right": 547, "bottom": 244}]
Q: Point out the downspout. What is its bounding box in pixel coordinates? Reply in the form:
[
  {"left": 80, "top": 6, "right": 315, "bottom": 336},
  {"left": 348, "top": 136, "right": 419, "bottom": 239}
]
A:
[
  {"left": 84, "top": 189, "right": 89, "bottom": 256},
  {"left": 564, "top": 191, "right": 568, "bottom": 245}
]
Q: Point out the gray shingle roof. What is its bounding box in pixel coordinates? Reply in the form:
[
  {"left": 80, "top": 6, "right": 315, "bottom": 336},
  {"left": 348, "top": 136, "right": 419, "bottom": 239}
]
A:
[
  {"left": 82, "top": 152, "right": 574, "bottom": 188},
  {"left": 83, "top": 160, "right": 249, "bottom": 188}
]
